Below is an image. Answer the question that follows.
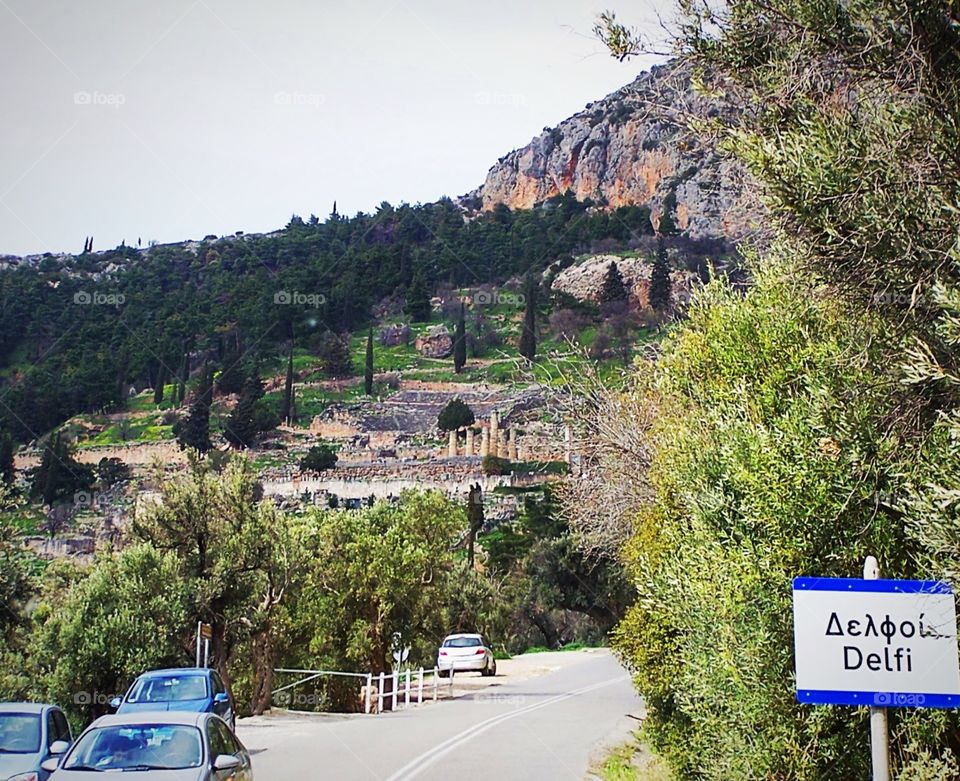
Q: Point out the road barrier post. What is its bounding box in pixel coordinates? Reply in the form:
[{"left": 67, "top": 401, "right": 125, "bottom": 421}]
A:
[
  {"left": 405, "top": 669, "right": 411, "bottom": 707},
  {"left": 364, "top": 673, "right": 372, "bottom": 714},
  {"left": 392, "top": 670, "right": 399, "bottom": 711},
  {"left": 417, "top": 667, "right": 424, "bottom": 704},
  {"left": 433, "top": 667, "right": 438, "bottom": 701},
  {"left": 378, "top": 672, "right": 385, "bottom": 714},
  {"left": 449, "top": 669, "right": 454, "bottom": 698}
]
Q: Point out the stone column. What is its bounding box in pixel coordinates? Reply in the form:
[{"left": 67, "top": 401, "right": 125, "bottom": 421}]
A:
[
  {"left": 465, "top": 427, "right": 475, "bottom": 456},
  {"left": 490, "top": 410, "right": 499, "bottom": 449},
  {"left": 448, "top": 429, "right": 458, "bottom": 458},
  {"left": 507, "top": 426, "right": 518, "bottom": 460},
  {"left": 497, "top": 430, "right": 508, "bottom": 459},
  {"left": 517, "top": 436, "right": 527, "bottom": 461},
  {"left": 480, "top": 428, "right": 490, "bottom": 458}
]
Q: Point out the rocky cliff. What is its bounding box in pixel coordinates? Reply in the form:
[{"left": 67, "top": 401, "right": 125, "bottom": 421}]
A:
[{"left": 469, "top": 60, "right": 757, "bottom": 241}]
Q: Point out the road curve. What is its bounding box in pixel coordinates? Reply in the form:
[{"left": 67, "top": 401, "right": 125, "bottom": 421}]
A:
[{"left": 237, "top": 649, "right": 642, "bottom": 781}]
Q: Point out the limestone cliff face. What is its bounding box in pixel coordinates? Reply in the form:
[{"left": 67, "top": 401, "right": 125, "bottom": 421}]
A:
[{"left": 470, "top": 60, "right": 757, "bottom": 241}]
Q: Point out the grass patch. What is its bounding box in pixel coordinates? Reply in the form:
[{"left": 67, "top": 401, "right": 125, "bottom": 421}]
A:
[{"left": 595, "top": 734, "right": 673, "bottom": 781}]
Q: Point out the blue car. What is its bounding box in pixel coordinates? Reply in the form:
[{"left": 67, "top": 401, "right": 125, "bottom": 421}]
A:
[
  {"left": 0, "top": 702, "right": 72, "bottom": 781},
  {"left": 111, "top": 669, "right": 235, "bottom": 730}
]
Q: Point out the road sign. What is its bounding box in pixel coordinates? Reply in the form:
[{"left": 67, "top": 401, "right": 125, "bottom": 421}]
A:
[
  {"left": 200, "top": 623, "right": 213, "bottom": 640},
  {"left": 793, "top": 576, "right": 960, "bottom": 708}
]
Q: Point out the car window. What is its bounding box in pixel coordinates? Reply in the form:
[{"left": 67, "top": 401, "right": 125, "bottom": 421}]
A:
[
  {"left": 215, "top": 719, "right": 239, "bottom": 754},
  {"left": 129, "top": 675, "right": 209, "bottom": 702},
  {"left": 207, "top": 719, "right": 233, "bottom": 758},
  {"left": 0, "top": 713, "right": 41, "bottom": 753},
  {"left": 63, "top": 724, "right": 202, "bottom": 771},
  {"left": 211, "top": 672, "right": 226, "bottom": 695},
  {"left": 443, "top": 636, "right": 481, "bottom": 648},
  {"left": 52, "top": 710, "right": 71, "bottom": 743}
]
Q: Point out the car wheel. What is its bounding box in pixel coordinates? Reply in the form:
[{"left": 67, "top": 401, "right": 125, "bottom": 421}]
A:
[
  {"left": 489, "top": 659, "right": 497, "bottom": 677},
  {"left": 438, "top": 669, "right": 449, "bottom": 678}
]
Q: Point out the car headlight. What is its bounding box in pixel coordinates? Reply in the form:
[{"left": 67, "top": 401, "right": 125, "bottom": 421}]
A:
[{"left": 7, "top": 772, "right": 40, "bottom": 781}]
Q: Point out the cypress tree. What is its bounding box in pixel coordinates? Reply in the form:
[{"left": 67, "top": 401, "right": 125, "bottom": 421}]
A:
[
  {"left": 599, "top": 262, "right": 628, "bottom": 305},
  {"left": 177, "top": 350, "right": 189, "bottom": 407},
  {"left": 453, "top": 303, "right": 467, "bottom": 373},
  {"left": 281, "top": 343, "right": 295, "bottom": 424},
  {"left": 224, "top": 374, "right": 261, "bottom": 449},
  {"left": 467, "top": 483, "right": 484, "bottom": 568},
  {"left": 153, "top": 364, "right": 166, "bottom": 405},
  {"left": 176, "top": 363, "right": 213, "bottom": 453},
  {"left": 518, "top": 274, "right": 538, "bottom": 362},
  {"left": 405, "top": 270, "right": 432, "bottom": 322},
  {"left": 364, "top": 328, "right": 374, "bottom": 396},
  {"left": 649, "top": 236, "right": 672, "bottom": 310},
  {"left": 0, "top": 432, "right": 15, "bottom": 485}
]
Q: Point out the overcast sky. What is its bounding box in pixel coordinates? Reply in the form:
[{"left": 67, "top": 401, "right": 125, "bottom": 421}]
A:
[{"left": 0, "top": 1, "right": 669, "bottom": 256}]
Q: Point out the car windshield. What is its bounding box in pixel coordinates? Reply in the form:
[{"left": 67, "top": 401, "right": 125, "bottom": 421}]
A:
[
  {"left": 129, "top": 675, "right": 208, "bottom": 702},
  {"left": 444, "top": 637, "right": 482, "bottom": 648},
  {"left": 64, "top": 724, "right": 203, "bottom": 771},
  {"left": 0, "top": 713, "right": 41, "bottom": 753}
]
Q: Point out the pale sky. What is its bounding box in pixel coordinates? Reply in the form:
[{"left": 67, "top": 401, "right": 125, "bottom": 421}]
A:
[{"left": 0, "top": 1, "right": 669, "bottom": 256}]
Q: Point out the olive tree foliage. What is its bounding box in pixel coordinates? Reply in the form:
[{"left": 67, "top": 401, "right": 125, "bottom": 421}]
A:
[
  {"left": 0, "top": 484, "right": 37, "bottom": 700},
  {"left": 294, "top": 491, "right": 464, "bottom": 675},
  {"left": 31, "top": 544, "right": 190, "bottom": 727},
  {"left": 132, "top": 453, "right": 302, "bottom": 706},
  {"left": 565, "top": 258, "right": 960, "bottom": 778}
]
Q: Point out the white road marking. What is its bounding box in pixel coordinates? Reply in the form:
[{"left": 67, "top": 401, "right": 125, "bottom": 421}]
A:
[{"left": 383, "top": 676, "right": 628, "bottom": 781}]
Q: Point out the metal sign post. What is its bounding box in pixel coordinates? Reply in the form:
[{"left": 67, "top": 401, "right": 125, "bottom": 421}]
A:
[
  {"left": 864, "top": 556, "right": 890, "bottom": 781},
  {"left": 793, "top": 557, "right": 960, "bottom": 781},
  {"left": 197, "top": 622, "right": 212, "bottom": 668}
]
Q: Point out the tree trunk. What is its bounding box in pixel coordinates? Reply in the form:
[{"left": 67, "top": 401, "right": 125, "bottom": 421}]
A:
[{"left": 250, "top": 628, "right": 274, "bottom": 715}]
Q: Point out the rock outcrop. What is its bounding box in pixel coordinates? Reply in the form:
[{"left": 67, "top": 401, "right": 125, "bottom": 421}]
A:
[{"left": 468, "top": 60, "right": 758, "bottom": 241}]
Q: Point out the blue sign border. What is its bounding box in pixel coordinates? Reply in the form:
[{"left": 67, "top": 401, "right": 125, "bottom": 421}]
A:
[
  {"left": 794, "top": 576, "right": 957, "bottom": 708},
  {"left": 798, "top": 690, "right": 960, "bottom": 708},
  {"left": 793, "top": 577, "right": 952, "bottom": 595}
]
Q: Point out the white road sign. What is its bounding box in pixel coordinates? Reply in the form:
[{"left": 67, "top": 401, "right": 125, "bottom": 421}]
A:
[{"left": 793, "top": 577, "right": 960, "bottom": 708}]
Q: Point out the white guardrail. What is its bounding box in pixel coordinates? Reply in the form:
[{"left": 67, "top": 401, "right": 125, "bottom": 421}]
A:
[{"left": 272, "top": 667, "right": 455, "bottom": 714}]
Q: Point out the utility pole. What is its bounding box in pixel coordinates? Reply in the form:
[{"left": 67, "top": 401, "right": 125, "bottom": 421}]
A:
[{"left": 864, "top": 555, "right": 890, "bottom": 781}]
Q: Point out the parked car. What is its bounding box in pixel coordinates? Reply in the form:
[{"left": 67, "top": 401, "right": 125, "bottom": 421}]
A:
[
  {"left": 0, "top": 702, "right": 72, "bottom": 781},
  {"left": 42, "top": 712, "right": 251, "bottom": 781},
  {"left": 110, "top": 669, "right": 235, "bottom": 730},
  {"left": 437, "top": 633, "right": 497, "bottom": 677}
]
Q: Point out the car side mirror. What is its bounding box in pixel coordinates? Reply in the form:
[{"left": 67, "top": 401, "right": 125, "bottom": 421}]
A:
[
  {"left": 41, "top": 757, "right": 61, "bottom": 772},
  {"left": 109, "top": 696, "right": 122, "bottom": 710},
  {"left": 213, "top": 754, "right": 241, "bottom": 771},
  {"left": 214, "top": 692, "right": 229, "bottom": 704},
  {"left": 49, "top": 740, "right": 71, "bottom": 755}
]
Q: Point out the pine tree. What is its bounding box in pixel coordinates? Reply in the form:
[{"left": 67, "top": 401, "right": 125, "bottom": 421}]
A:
[
  {"left": 599, "top": 262, "right": 628, "bottom": 305},
  {"left": 453, "top": 303, "right": 467, "bottom": 373},
  {"left": 405, "top": 270, "right": 432, "bottom": 322},
  {"left": 518, "top": 274, "right": 538, "bottom": 362},
  {"left": 658, "top": 190, "right": 680, "bottom": 236},
  {"left": 649, "top": 236, "right": 672, "bottom": 310},
  {"left": 364, "top": 328, "right": 374, "bottom": 396},
  {"left": 281, "top": 344, "right": 295, "bottom": 425},
  {"left": 40, "top": 432, "right": 62, "bottom": 506},
  {"left": 176, "top": 364, "right": 213, "bottom": 453},
  {"left": 0, "top": 432, "right": 15, "bottom": 485}
]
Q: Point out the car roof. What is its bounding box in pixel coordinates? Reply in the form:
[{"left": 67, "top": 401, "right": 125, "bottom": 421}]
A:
[
  {"left": 444, "top": 633, "right": 482, "bottom": 639},
  {"left": 89, "top": 711, "right": 208, "bottom": 728},
  {"left": 0, "top": 702, "right": 56, "bottom": 714},
  {"left": 135, "top": 668, "right": 212, "bottom": 678}
]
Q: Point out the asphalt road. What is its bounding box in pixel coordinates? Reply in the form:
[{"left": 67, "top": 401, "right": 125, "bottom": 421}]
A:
[{"left": 236, "top": 649, "right": 643, "bottom": 781}]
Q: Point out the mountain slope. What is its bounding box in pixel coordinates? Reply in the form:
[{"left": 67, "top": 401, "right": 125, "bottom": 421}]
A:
[{"left": 470, "top": 60, "right": 757, "bottom": 241}]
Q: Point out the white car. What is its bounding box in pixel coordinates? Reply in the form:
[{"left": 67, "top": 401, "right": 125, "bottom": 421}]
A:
[{"left": 437, "top": 633, "right": 496, "bottom": 677}]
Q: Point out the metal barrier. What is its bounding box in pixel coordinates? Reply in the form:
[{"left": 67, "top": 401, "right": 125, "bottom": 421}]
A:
[{"left": 272, "top": 666, "right": 451, "bottom": 714}]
